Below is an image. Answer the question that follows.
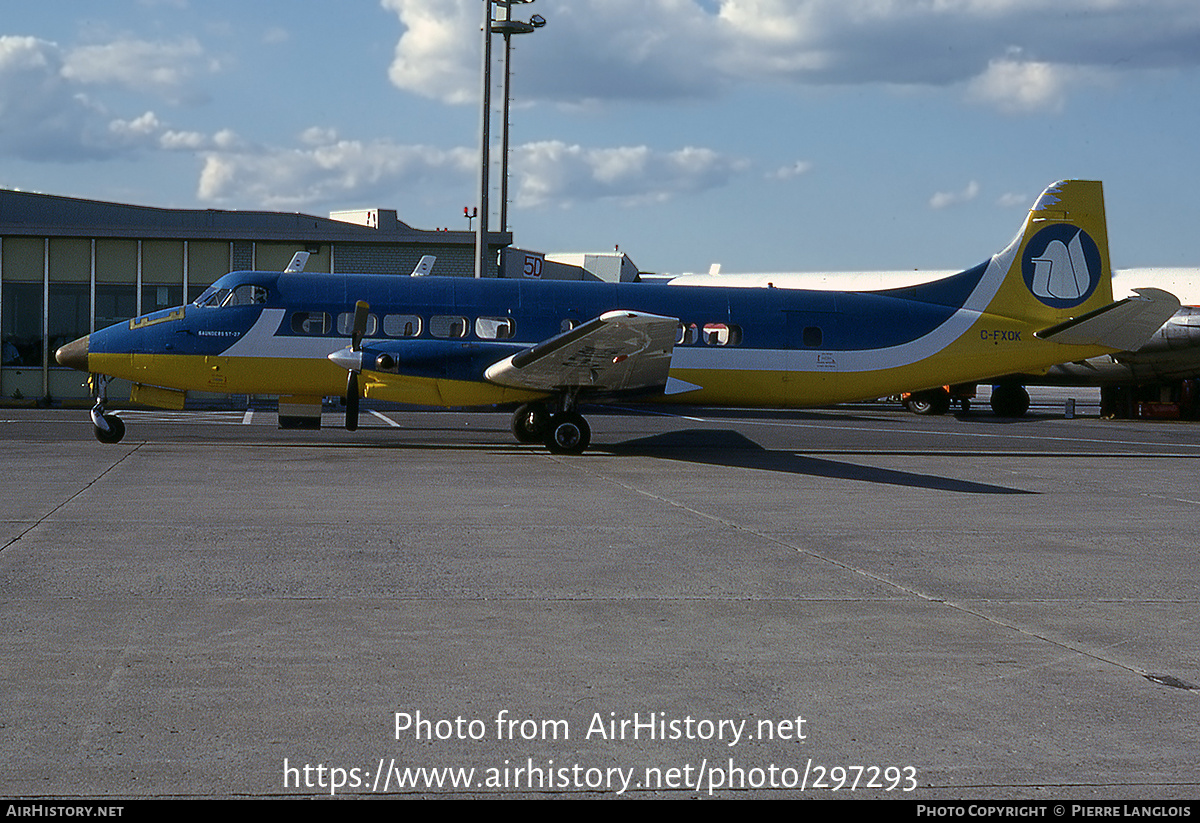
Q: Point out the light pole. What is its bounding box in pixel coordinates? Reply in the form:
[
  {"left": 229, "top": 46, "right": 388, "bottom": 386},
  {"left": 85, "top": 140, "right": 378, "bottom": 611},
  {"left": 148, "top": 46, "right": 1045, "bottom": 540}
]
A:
[{"left": 474, "top": 0, "right": 545, "bottom": 278}]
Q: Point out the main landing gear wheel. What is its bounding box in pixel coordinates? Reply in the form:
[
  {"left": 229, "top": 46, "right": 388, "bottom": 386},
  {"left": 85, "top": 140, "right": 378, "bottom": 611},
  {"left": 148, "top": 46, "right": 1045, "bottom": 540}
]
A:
[
  {"left": 93, "top": 414, "right": 125, "bottom": 444},
  {"left": 905, "top": 388, "right": 951, "bottom": 416},
  {"left": 544, "top": 412, "right": 590, "bottom": 455},
  {"left": 990, "top": 383, "right": 1030, "bottom": 418},
  {"left": 511, "top": 402, "right": 550, "bottom": 443}
]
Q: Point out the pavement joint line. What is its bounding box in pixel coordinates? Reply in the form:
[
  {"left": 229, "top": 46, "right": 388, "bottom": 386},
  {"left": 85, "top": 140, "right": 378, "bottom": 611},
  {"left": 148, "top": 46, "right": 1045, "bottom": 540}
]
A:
[
  {"left": 0, "top": 442, "right": 145, "bottom": 556},
  {"left": 551, "top": 454, "right": 1191, "bottom": 693},
  {"left": 613, "top": 406, "right": 1200, "bottom": 451}
]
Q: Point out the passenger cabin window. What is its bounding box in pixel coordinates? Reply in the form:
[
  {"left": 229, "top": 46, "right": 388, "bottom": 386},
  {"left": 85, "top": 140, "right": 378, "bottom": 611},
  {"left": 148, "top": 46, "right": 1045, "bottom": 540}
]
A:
[
  {"left": 803, "top": 326, "right": 823, "bottom": 348},
  {"left": 384, "top": 314, "right": 422, "bottom": 338},
  {"left": 676, "top": 323, "right": 698, "bottom": 345},
  {"left": 702, "top": 323, "right": 741, "bottom": 346},
  {"left": 475, "top": 317, "right": 515, "bottom": 339},
  {"left": 337, "top": 311, "right": 378, "bottom": 337},
  {"left": 292, "top": 311, "right": 331, "bottom": 335},
  {"left": 560, "top": 319, "right": 576, "bottom": 333},
  {"left": 430, "top": 315, "right": 468, "bottom": 339}
]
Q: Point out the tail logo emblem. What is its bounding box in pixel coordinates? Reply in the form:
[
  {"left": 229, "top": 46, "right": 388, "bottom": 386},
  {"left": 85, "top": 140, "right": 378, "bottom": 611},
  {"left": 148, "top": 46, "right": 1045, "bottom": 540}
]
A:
[{"left": 1022, "top": 226, "right": 1100, "bottom": 308}]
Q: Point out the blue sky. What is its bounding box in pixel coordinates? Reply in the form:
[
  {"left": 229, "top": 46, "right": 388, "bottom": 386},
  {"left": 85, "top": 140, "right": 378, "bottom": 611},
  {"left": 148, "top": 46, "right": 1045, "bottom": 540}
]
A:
[{"left": 3, "top": 1, "right": 1200, "bottom": 275}]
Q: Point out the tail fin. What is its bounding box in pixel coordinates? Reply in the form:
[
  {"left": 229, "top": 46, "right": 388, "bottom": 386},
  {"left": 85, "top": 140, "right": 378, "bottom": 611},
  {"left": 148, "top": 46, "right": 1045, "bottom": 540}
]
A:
[{"left": 986, "top": 179, "right": 1114, "bottom": 325}]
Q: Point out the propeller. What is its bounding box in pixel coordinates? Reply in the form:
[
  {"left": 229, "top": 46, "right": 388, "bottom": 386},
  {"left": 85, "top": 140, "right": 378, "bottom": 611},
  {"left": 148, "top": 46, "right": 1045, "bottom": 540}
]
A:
[{"left": 345, "top": 300, "right": 369, "bottom": 431}]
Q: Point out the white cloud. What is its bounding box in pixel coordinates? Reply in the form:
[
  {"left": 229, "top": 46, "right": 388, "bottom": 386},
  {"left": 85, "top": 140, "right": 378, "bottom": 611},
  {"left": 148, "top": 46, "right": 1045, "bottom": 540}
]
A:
[
  {"left": 196, "top": 132, "right": 477, "bottom": 210},
  {"left": 996, "top": 191, "right": 1029, "bottom": 208},
  {"left": 381, "top": 0, "right": 1200, "bottom": 112},
  {"left": 511, "top": 140, "right": 747, "bottom": 208},
  {"left": 384, "top": 0, "right": 727, "bottom": 104},
  {"left": 966, "top": 58, "right": 1073, "bottom": 113},
  {"left": 0, "top": 33, "right": 221, "bottom": 161},
  {"left": 61, "top": 37, "right": 218, "bottom": 104},
  {"left": 0, "top": 36, "right": 112, "bottom": 160},
  {"left": 192, "top": 130, "right": 746, "bottom": 212},
  {"left": 767, "top": 160, "right": 813, "bottom": 181},
  {"left": 384, "top": 0, "right": 481, "bottom": 105},
  {"left": 263, "top": 27, "right": 291, "bottom": 46},
  {"left": 930, "top": 180, "right": 980, "bottom": 209}
]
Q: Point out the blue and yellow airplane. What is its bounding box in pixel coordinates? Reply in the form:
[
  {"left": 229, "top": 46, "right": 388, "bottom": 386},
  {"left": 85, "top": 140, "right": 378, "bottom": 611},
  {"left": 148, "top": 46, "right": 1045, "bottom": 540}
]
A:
[{"left": 56, "top": 180, "right": 1179, "bottom": 452}]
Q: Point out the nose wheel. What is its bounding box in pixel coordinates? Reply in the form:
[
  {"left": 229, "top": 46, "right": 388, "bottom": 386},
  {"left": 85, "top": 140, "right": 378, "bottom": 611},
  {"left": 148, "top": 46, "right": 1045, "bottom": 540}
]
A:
[
  {"left": 91, "top": 403, "right": 125, "bottom": 444},
  {"left": 89, "top": 374, "right": 126, "bottom": 443}
]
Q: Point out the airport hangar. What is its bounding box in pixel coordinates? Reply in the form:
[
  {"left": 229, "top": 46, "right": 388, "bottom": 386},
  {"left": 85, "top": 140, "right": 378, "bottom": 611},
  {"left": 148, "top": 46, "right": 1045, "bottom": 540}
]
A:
[{"left": 0, "top": 188, "right": 637, "bottom": 405}]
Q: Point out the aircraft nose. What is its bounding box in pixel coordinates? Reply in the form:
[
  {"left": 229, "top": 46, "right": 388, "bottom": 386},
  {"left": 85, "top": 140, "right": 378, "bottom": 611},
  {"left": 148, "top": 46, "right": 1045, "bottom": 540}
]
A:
[{"left": 55, "top": 335, "right": 89, "bottom": 371}]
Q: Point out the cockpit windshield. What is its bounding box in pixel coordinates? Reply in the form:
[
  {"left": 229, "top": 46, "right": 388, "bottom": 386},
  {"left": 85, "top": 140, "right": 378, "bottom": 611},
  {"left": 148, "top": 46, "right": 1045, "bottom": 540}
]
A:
[
  {"left": 193, "top": 286, "right": 227, "bottom": 307},
  {"left": 194, "top": 284, "right": 269, "bottom": 308}
]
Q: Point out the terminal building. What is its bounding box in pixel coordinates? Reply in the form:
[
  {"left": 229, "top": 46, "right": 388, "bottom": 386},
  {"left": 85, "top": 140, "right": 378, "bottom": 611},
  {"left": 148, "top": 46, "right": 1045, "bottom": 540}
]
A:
[
  {"left": 0, "top": 189, "right": 514, "bottom": 403},
  {"left": 0, "top": 188, "right": 644, "bottom": 404}
]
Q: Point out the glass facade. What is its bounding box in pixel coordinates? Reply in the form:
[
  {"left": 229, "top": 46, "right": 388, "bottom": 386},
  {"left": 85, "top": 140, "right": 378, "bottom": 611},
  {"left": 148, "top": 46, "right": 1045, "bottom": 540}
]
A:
[{"left": 0, "top": 189, "right": 487, "bottom": 401}]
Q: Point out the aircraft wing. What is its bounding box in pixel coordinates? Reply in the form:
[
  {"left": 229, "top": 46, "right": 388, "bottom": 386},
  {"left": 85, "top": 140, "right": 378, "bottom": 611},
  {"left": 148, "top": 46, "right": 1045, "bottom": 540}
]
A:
[
  {"left": 1035, "top": 288, "right": 1181, "bottom": 351},
  {"left": 484, "top": 310, "right": 677, "bottom": 394}
]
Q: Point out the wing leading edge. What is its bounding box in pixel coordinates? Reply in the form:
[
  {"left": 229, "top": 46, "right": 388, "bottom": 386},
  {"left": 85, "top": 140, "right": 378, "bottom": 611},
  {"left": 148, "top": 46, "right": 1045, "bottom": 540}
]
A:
[{"left": 484, "top": 310, "right": 677, "bottom": 395}]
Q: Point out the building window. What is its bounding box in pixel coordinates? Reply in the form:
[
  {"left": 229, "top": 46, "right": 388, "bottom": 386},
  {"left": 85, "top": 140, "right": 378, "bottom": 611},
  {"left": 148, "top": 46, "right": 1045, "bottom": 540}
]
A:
[
  {"left": 95, "top": 284, "right": 137, "bottom": 329},
  {"left": 2, "top": 282, "right": 43, "bottom": 367},
  {"left": 48, "top": 283, "right": 89, "bottom": 358},
  {"left": 144, "top": 284, "right": 183, "bottom": 312}
]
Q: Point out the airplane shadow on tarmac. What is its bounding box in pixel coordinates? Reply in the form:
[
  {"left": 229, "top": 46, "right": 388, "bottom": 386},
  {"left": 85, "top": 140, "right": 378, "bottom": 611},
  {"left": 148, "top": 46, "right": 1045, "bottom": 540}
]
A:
[{"left": 599, "top": 429, "right": 1036, "bottom": 495}]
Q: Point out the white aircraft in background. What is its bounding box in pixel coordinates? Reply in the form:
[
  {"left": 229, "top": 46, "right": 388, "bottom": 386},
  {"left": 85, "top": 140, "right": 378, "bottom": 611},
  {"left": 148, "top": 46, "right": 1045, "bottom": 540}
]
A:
[{"left": 668, "top": 267, "right": 1200, "bottom": 418}]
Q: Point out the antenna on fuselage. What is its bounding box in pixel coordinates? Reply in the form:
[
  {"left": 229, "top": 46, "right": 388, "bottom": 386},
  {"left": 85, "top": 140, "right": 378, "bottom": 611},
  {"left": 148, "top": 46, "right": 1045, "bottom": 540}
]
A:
[
  {"left": 284, "top": 252, "right": 310, "bottom": 273},
  {"left": 411, "top": 255, "right": 436, "bottom": 276}
]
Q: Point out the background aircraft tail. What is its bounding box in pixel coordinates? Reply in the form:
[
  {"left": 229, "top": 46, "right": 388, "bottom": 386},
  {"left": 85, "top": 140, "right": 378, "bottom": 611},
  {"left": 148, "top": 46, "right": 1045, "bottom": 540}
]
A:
[{"left": 986, "top": 179, "right": 1115, "bottom": 326}]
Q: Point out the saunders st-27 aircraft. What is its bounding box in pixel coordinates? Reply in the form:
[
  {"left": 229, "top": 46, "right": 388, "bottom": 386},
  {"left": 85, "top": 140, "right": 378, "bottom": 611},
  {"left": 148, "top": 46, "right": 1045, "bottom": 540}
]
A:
[{"left": 56, "top": 180, "right": 1179, "bottom": 453}]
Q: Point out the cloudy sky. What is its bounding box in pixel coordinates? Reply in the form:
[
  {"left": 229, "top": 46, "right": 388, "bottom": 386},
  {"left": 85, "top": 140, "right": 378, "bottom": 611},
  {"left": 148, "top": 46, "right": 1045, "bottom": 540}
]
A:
[{"left": 3, "top": 0, "right": 1200, "bottom": 274}]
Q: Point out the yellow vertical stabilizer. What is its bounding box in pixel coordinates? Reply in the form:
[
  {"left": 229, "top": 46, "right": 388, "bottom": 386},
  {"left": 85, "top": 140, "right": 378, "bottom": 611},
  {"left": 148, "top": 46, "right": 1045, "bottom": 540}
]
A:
[{"left": 987, "top": 179, "right": 1114, "bottom": 326}]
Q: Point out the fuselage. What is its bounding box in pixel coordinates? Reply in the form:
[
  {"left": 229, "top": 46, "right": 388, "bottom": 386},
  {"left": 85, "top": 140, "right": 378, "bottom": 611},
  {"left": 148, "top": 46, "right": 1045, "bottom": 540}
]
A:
[
  {"left": 77, "top": 260, "right": 1114, "bottom": 409},
  {"left": 667, "top": 268, "right": 1200, "bottom": 389}
]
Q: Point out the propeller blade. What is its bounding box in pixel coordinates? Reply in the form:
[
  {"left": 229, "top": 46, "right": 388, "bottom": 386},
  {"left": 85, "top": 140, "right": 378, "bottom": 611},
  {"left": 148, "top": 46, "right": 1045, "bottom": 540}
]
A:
[
  {"left": 351, "top": 301, "right": 370, "bottom": 351},
  {"left": 345, "top": 371, "right": 359, "bottom": 431}
]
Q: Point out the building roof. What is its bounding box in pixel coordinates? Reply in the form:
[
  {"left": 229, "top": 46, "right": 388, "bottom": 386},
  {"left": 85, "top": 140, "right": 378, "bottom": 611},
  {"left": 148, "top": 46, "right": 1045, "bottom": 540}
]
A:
[{"left": 0, "top": 188, "right": 502, "bottom": 246}]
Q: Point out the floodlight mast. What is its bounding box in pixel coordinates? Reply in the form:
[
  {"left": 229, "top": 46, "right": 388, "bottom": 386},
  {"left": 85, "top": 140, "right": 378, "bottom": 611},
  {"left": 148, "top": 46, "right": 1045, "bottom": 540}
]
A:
[{"left": 474, "top": 1, "right": 545, "bottom": 278}]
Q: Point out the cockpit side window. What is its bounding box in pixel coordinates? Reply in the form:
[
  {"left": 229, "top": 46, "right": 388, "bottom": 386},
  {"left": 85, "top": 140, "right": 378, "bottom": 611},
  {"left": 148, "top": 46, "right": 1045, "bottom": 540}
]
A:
[{"left": 224, "top": 284, "right": 269, "bottom": 306}]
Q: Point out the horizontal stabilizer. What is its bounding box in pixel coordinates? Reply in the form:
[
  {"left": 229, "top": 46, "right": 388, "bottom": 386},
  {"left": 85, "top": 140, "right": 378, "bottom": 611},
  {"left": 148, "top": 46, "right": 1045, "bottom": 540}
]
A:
[
  {"left": 484, "top": 310, "right": 677, "bottom": 394},
  {"left": 1035, "top": 288, "right": 1180, "bottom": 351}
]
